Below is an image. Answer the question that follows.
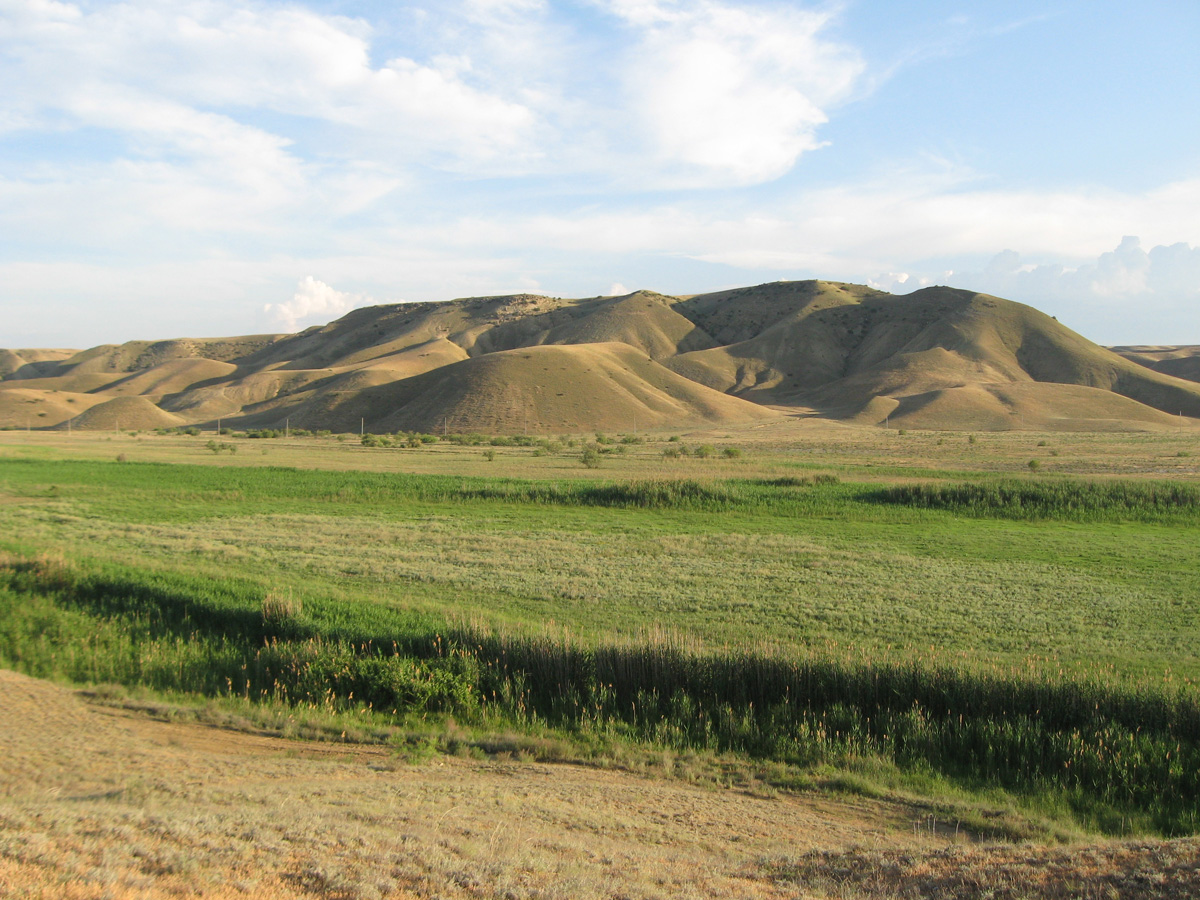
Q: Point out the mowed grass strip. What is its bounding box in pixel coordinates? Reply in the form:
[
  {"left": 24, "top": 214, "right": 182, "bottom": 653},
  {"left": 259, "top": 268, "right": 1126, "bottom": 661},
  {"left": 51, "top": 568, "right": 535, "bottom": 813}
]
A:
[{"left": 2, "top": 457, "right": 1197, "bottom": 677}]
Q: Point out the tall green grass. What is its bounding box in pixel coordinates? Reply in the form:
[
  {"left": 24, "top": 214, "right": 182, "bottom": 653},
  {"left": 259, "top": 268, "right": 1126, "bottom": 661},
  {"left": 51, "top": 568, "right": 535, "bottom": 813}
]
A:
[
  {"left": 3, "top": 552, "right": 1197, "bottom": 835},
  {"left": 874, "top": 479, "right": 1200, "bottom": 522}
]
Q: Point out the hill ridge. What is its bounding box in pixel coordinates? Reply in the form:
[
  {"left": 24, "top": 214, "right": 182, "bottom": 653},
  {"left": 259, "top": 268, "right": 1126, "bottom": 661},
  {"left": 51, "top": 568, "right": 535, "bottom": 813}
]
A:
[{"left": 4, "top": 281, "right": 1199, "bottom": 432}]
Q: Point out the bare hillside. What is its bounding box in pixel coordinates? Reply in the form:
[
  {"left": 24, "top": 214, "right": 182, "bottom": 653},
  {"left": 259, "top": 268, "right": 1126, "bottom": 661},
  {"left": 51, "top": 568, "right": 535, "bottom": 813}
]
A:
[
  {"left": 1112, "top": 345, "right": 1200, "bottom": 384},
  {"left": 4, "top": 282, "right": 1200, "bottom": 432}
]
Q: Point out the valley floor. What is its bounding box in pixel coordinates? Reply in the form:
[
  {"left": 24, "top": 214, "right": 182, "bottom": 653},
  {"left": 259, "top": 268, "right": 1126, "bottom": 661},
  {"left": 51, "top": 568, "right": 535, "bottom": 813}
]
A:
[{"left": 3, "top": 669, "right": 1199, "bottom": 900}]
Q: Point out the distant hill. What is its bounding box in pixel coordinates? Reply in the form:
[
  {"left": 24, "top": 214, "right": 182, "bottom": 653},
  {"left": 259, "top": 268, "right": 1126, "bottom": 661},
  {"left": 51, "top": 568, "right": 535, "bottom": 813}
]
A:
[
  {"left": 1111, "top": 346, "right": 1200, "bottom": 385},
  {"left": 4, "top": 282, "right": 1200, "bottom": 433}
]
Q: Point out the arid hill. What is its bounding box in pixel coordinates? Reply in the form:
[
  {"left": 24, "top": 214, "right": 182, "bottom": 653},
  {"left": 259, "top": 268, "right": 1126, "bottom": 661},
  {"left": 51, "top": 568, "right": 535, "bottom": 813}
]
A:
[
  {"left": 4, "top": 282, "right": 1200, "bottom": 432},
  {"left": 1111, "top": 346, "right": 1200, "bottom": 385}
]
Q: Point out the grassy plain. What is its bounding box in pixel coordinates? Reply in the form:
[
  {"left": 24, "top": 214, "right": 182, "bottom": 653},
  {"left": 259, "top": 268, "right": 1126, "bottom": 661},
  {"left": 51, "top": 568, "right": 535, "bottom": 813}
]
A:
[
  {"left": 3, "top": 425, "right": 1198, "bottom": 674},
  {"left": 2, "top": 423, "right": 1200, "bottom": 896}
]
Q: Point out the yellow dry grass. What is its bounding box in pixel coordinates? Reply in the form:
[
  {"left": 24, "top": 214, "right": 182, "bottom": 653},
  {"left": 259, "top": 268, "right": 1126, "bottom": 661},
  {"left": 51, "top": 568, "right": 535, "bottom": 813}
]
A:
[
  {"left": 5, "top": 670, "right": 1199, "bottom": 900},
  {"left": 0, "top": 669, "right": 937, "bottom": 900},
  {"left": 63, "top": 396, "right": 186, "bottom": 432},
  {"left": 0, "top": 389, "right": 106, "bottom": 429},
  {"left": 91, "top": 359, "right": 238, "bottom": 400}
]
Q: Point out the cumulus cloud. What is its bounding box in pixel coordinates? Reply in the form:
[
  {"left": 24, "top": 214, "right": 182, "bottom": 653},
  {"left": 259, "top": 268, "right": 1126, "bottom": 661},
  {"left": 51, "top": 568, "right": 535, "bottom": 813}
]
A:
[
  {"left": 263, "top": 277, "right": 372, "bottom": 332},
  {"left": 959, "top": 237, "right": 1200, "bottom": 308},
  {"left": 604, "top": 1, "right": 864, "bottom": 184}
]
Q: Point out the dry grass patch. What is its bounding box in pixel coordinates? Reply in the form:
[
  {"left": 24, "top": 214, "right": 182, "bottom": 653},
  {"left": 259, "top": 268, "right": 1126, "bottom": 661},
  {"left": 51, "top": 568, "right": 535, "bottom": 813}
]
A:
[{"left": 0, "top": 669, "right": 947, "bottom": 900}]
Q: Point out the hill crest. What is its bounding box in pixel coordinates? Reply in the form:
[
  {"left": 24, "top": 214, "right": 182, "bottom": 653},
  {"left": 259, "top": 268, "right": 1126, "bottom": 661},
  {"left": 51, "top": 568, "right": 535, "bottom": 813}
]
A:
[{"left": 4, "top": 282, "right": 1199, "bottom": 433}]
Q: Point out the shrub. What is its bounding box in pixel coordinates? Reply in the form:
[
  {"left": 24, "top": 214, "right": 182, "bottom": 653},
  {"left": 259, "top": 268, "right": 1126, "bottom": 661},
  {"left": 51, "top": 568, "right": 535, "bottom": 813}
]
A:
[
  {"left": 722, "top": 447, "right": 742, "bottom": 459},
  {"left": 1028, "top": 459, "right": 1041, "bottom": 472},
  {"left": 483, "top": 449, "right": 496, "bottom": 462},
  {"left": 261, "top": 591, "right": 302, "bottom": 628},
  {"left": 581, "top": 446, "right": 602, "bottom": 468},
  {"left": 694, "top": 444, "right": 715, "bottom": 459}
]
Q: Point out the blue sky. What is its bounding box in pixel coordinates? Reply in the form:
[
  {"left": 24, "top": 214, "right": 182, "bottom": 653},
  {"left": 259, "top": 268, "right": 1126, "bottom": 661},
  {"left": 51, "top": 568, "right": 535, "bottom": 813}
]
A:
[{"left": 2, "top": 0, "right": 1198, "bottom": 348}]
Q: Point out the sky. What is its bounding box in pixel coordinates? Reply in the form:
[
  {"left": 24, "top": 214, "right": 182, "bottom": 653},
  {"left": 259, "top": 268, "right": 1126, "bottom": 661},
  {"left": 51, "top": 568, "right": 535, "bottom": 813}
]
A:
[{"left": 2, "top": 0, "right": 1198, "bottom": 348}]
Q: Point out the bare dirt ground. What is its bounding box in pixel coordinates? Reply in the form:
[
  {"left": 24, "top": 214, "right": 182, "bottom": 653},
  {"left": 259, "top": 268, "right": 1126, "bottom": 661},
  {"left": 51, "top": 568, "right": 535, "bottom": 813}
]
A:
[{"left": 3, "top": 669, "right": 1200, "bottom": 900}]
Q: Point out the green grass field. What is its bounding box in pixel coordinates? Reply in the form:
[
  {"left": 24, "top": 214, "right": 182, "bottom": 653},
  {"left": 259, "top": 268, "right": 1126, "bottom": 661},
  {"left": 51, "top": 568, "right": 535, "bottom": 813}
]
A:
[{"left": 2, "top": 428, "right": 1200, "bottom": 837}]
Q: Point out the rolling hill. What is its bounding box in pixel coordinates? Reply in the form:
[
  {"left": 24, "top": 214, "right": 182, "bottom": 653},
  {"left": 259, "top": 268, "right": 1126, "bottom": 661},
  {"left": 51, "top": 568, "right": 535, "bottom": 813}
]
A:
[
  {"left": 1111, "top": 346, "right": 1200, "bottom": 385},
  {"left": 4, "top": 282, "right": 1199, "bottom": 433}
]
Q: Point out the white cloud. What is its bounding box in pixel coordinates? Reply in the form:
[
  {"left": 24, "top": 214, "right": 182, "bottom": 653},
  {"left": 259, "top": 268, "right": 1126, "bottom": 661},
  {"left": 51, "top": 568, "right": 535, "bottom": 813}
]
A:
[
  {"left": 2, "top": 1, "right": 1198, "bottom": 349},
  {"left": 394, "top": 170, "right": 1200, "bottom": 277},
  {"left": 608, "top": 282, "right": 629, "bottom": 295},
  {"left": 956, "top": 237, "right": 1200, "bottom": 307},
  {"left": 264, "top": 277, "right": 372, "bottom": 332},
  {"left": 1, "top": 1, "right": 536, "bottom": 165},
  {"left": 605, "top": 1, "right": 864, "bottom": 184}
]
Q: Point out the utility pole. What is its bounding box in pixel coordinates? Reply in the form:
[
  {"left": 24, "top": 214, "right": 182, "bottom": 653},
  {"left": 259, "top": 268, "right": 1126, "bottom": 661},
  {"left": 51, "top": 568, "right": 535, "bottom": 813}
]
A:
[
  {"left": 360, "top": 418, "right": 364, "bottom": 436},
  {"left": 285, "top": 417, "right": 289, "bottom": 439}
]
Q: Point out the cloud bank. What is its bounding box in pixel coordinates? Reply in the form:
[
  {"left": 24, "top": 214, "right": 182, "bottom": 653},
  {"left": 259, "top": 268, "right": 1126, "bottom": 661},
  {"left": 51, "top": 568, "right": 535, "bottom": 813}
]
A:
[{"left": 870, "top": 237, "right": 1200, "bottom": 344}]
